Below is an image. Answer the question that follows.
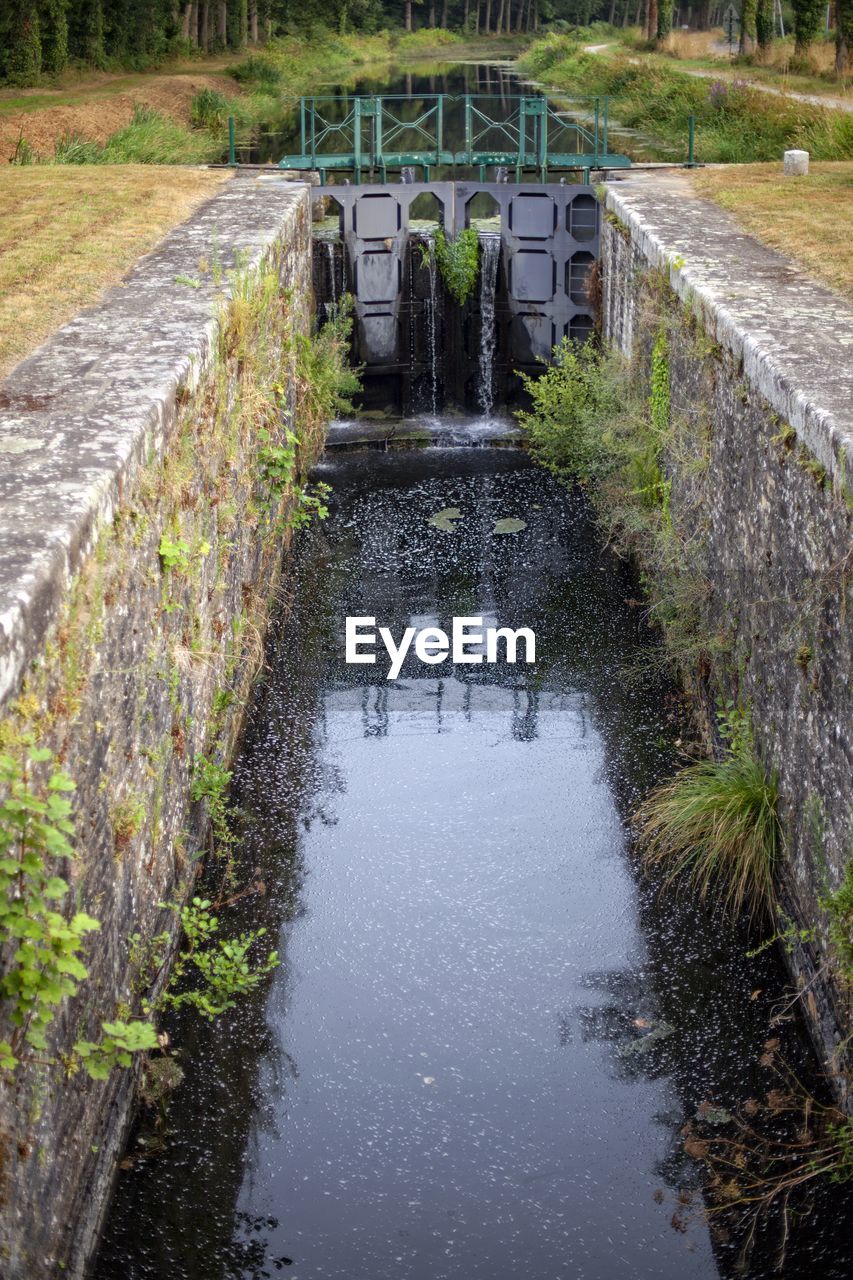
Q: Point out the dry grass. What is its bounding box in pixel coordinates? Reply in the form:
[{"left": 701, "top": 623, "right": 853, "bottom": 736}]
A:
[
  {"left": 659, "top": 30, "right": 722, "bottom": 61},
  {"left": 690, "top": 161, "right": 853, "bottom": 299},
  {"left": 0, "top": 72, "right": 241, "bottom": 161},
  {"left": 658, "top": 29, "right": 850, "bottom": 96},
  {"left": 0, "top": 166, "right": 230, "bottom": 380}
]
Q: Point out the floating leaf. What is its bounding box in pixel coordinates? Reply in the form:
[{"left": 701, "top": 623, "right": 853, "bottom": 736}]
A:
[
  {"left": 493, "top": 517, "right": 527, "bottom": 535},
  {"left": 695, "top": 1103, "right": 733, "bottom": 1127},
  {"left": 428, "top": 507, "right": 462, "bottom": 532},
  {"left": 620, "top": 1019, "right": 675, "bottom": 1056}
]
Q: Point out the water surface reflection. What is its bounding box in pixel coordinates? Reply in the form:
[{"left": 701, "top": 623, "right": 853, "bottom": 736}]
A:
[{"left": 95, "top": 449, "right": 847, "bottom": 1280}]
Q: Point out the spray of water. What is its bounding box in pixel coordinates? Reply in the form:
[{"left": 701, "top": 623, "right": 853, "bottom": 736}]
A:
[
  {"left": 477, "top": 235, "right": 500, "bottom": 418},
  {"left": 426, "top": 236, "right": 438, "bottom": 418},
  {"left": 325, "top": 241, "right": 338, "bottom": 321}
]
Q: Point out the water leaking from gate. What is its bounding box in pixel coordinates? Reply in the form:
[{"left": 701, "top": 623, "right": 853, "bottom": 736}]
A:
[
  {"left": 324, "top": 240, "right": 337, "bottom": 320},
  {"left": 476, "top": 234, "right": 500, "bottom": 417},
  {"left": 425, "top": 235, "right": 439, "bottom": 417}
]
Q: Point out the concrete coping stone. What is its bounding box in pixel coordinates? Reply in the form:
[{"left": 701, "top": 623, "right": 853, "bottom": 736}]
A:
[
  {"left": 605, "top": 173, "right": 853, "bottom": 500},
  {"left": 0, "top": 174, "right": 310, "bottom": 714}
]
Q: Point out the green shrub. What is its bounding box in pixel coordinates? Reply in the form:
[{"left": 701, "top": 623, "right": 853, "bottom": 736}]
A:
[
  {"left": 157, "top": 898, "right": 278, "bottom": 1021},
  {"left": 635, "top": 721, "right": 781, "bottom": 921},
  {"left": 433, "top": 227, "right": 480, "bottom": 306},
  {"left": 190, "top": 87, "right": 230, "bottom": 130},
  {"left": 517, "top": 338, "right": 624, "bottom": 486},
  {"left": 229, "top": 52, "right": 284, "bottom": 86}
]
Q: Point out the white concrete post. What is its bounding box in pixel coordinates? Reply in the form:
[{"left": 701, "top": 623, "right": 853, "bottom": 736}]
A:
[{"left": 783, "top": 149, "right": 809, "bottom": 176}]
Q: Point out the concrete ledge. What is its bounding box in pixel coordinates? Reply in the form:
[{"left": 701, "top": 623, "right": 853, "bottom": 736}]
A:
[
  {"left": 0, "top": 173, "right": 310, "bottom": 712},
  {"left": 605, "top": 172, "right": 853, "bottom": 497}
]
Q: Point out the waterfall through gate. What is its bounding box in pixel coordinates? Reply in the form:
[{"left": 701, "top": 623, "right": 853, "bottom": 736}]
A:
[
  {"left": 324, "top": 241, "right": 337, "bottom": 320},
  {"left": 425, "top": 237, "right": 438, "bottom": 417},
  {"left": 477, "top": 235, "right": 500, "bottom": 417}
]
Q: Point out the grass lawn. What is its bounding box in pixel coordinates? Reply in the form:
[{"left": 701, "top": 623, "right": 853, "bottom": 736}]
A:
[
  {"left": 0, "top": 166, "right": 230, "bottom": 380},
  {"left": 690, "top": 162, "right": 853, "bottom": 300}
]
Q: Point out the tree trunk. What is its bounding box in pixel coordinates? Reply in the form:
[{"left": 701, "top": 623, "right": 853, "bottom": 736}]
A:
[
  {"left": 200, "top": 1, "right": 209, "bottom": 49},
  {"left": 646, "top": 0, "right": 658, "bottom": 37},
  {"left": 485, "top": 0, "right": 492, "bottom": 33},
  {"left": 442, "top": 0, "right": 449, "bottom": 27},
  {"left": 793, "top": 0, "right": 824, "bottom": 56},
  {"left": 217, "top": 1, "right": 226, "bottom": 44},
  {"left": 250, "top": 0, "right": 257, "bottom": 42},
  {"left": 405, "top": 1, "right": 412, "bottom": 32},
  {"left": 181, "top": 2, "right": 192, "bottom": 40},
  {"left": 836, "top": 0, "right": 853, "bottom": 69},
  {"left": 189, "top": 2, "right": 198, "bottom": 45},
  {"left": 739, "top": 0, "right": 757, "bottom": 52},
  {"left": 657, "top": 0, "right": 673, "bottom": 37},
  {"left": 429, "top": 1, "right": 436, "bottom": 26},
  {"left": 756, "top": 0, "right": 774, "bottom": 47}
]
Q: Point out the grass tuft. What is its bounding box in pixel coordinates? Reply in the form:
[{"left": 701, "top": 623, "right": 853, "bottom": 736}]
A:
[
  {"left": 635, "top": 740, "right": 781, "bottom": 921},
  {"left": 190, "top": 87, "right": 230, "bottom": 131}
]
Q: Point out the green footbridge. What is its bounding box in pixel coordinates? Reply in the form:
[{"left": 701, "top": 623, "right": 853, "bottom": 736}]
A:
[{"left": 278, "top": 93, "right": 632, "bottom": 183}]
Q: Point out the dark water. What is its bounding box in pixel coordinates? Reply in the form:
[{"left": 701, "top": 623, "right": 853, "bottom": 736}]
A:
[{"left": 95, "top": 449, "right": 849, "bottom": 1280}]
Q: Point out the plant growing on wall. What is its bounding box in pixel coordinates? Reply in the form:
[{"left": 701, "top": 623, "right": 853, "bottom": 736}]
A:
[
  {"left": 634, "top": 707, "right": 781, "bottom": 922},
  {"left": 0, "top": 747, "right": 279, "bottom": 1080},
  {"left": 157, "top": 897, "right": 278, "bottom": 1020},
  {"left": 432, "top": 228, "right": 480, "bottom": 307},
  {"left": 0, "top": 749, "right": 157, "bottom": 1075}
]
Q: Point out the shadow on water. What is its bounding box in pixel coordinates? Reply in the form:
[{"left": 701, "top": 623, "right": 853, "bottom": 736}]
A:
[{"left": 94, "top": 449, "right": 851, "bottom": 1280}]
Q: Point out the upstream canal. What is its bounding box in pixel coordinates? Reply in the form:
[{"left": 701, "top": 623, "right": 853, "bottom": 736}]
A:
[{"left": 94, "top": 446, "right": 849, "bottom": 1280}]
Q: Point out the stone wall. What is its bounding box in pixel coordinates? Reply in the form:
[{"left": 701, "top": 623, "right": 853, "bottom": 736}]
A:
[
  {"left": 600, "top": 177, "right": 852, "bottom": 1100},
  {"left": 0, "top": 175, "right": 313, "bottom": 1278}
]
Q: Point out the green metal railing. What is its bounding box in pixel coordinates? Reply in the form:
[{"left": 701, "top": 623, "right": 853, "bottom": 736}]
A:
[{"left": 271, "top": 93, "right": 632, "bottom": 183}]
